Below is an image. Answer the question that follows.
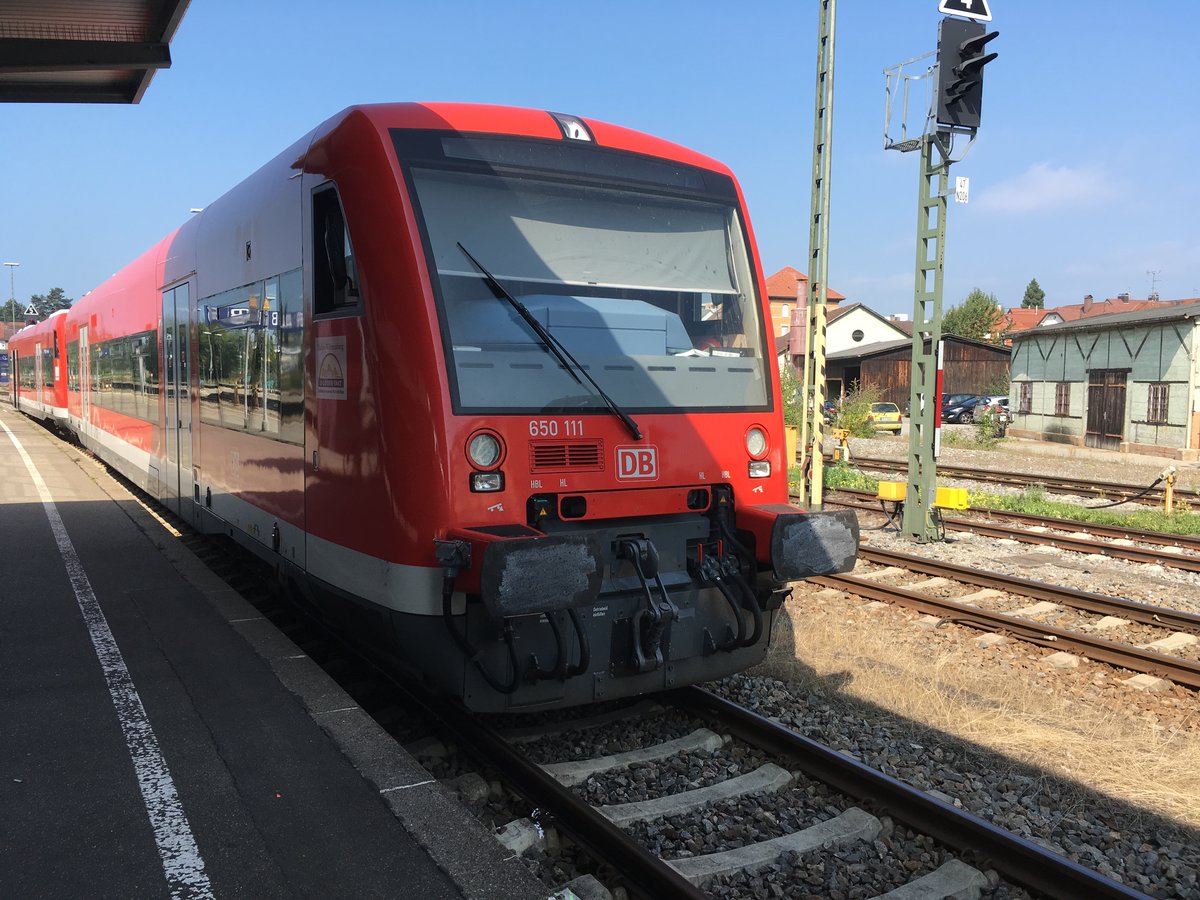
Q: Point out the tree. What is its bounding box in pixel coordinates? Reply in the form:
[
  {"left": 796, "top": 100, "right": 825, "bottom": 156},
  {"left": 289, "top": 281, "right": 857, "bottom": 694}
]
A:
[
  {"left": 29, "top": 287, "right": 72, "bottom": 317},
  {"left": 1021, "top": 278, "right": 1046, "bottom": 309},
  {"left": 0, "top": 298, "right": 25, "bottom": 323},
  {"left": 942, "top": 288, "right": 1007, "bottom": 343}
]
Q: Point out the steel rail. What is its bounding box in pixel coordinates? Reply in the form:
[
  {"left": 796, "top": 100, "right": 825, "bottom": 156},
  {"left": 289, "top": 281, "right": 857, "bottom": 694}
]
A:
[
  {"left": 810, "top": 573, "right": 1200, "bottom": 689},
  {"left": 940, "top": 516, "right": 1200, "bottom": 573},
  {"left": 833, "top": 486, "right": 1200, "bottom": 552},
  {"left": 857, "top": 545, "right": 1200, "bottom": 634},
  {"left": 676, "top": 688, "right": 1145, "bottom": 900},
  {"left": 827, "top": 493, "right": 1200, "bottom": 573},
  {"left": 964, "top": 507, "right": 1200, "bottom": 551},
  {"left": 846, "top": 455, "right": 1200, "bottom": 505},
  {"left": 394, "top": 682, "right": 706, "bottom": 900}
]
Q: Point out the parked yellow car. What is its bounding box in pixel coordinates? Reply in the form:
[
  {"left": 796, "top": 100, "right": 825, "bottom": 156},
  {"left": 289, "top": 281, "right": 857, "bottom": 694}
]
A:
[{"left": 867, "top": 401, "right": 902, "bottom": 433}]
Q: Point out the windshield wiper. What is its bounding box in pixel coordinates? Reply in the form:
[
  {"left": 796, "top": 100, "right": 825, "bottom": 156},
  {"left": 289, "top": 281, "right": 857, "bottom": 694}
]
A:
[{"left": 457, "top": 242, "right": 643, "bottom": 441}]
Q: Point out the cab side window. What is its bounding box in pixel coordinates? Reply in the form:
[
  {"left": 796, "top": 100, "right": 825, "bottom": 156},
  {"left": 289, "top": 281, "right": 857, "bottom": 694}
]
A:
[{"left": 313, "top": 185, "right": 359, "bottom": 316}]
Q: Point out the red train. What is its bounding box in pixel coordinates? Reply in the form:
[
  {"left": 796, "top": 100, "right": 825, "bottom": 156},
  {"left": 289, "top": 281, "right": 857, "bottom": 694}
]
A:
[
  {"left": 9, "top": 103, "right": 858, "bottom": 711},
  {"left": 10, "top": 310, "right": 68, "bottom": 426}
]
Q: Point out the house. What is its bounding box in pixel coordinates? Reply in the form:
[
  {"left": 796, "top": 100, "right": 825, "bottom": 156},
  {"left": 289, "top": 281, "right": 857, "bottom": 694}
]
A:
[
  {"left": 1004, "top": 293, "right": 1200, "bottom": 334},
  {"left": 823, "top": 304, "right": 910, "bottom": 356},
  {"left": 781, "top": 302, "right": 913, "bottom": 372},
  {"left": 764, "top": 266, "right": 844, "bottom": 339},
  {"left": 1008, "top": 300, "right": 1200, "bottom": 460},
  {"left": 1004, "top": 307, "right": 1046, "bottom": 334},
  {"left": 1038, "top": 293, "right": 1190, "bottom": 326},
  {"left": 781, "top": 301, "right": 909, "bottom": 371},
  {"left": 824, "top": 334, "right": 1010, "bottom": 409}
]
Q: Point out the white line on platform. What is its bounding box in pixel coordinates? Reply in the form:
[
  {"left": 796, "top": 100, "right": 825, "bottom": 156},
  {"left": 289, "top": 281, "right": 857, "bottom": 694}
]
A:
[
  {"left": 1, "top": 419, "right": 214, "bottom": 899},
  {"left": 380, "top": 779, "right": 435, "bottom": 793}
]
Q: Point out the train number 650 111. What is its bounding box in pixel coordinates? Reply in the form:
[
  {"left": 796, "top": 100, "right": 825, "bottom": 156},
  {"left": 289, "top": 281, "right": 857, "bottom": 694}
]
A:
[{"left": 528, "top": 419, "right": 585, "bottom": 437}]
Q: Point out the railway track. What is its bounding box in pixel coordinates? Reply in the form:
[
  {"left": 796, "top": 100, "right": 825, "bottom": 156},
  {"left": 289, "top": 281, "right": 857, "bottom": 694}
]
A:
[
  {"left": 845, "top": 455, "right": 1199, "bottom": 507},
  {"left": 813, "top": 546, "right": 1200, "bottom": 689},
  {"left": 115, "top": 476, "right": 1149, "bottom": 898},
  {"left": 828, "top": 489, "right": 1200, "bottom": 574},
  {"left": 407, "top": 685, "right": 1145, "bottom": 899}
]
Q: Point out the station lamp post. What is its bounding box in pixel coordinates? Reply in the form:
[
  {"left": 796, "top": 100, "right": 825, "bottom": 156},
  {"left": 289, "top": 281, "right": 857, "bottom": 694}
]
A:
[{"left": 4, "top": 261, "right": 18, "bottom": 332}]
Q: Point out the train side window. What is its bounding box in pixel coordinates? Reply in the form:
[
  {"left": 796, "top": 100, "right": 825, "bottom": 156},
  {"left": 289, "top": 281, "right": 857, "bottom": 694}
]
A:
[
  {"left": 312, "top": 185, "right": 359, "bottom": 316},
  {"left": 67, "top": 340, "right": 79, "bottom": 391}
]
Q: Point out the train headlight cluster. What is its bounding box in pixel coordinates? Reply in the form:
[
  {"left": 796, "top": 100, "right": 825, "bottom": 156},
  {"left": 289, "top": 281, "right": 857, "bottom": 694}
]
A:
[
  {"left": 467, "top": 429, "right": 506, "bottom": 492},
  {"left": 745, "top": 426, "right": 770, "bottom": 477}
]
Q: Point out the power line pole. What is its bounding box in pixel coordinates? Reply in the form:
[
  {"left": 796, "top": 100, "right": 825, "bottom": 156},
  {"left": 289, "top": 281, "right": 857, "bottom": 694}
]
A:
[
  {"left": 4, "top": 262, "right": 19, "bottom": 333},
  {"left": 799, "top": 0, "right": 836, "bottom": 509}
]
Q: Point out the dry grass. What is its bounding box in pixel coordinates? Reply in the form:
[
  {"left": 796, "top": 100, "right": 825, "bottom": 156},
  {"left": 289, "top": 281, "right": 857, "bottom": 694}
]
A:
[{"left": 762, "top": 596, "right": 1200, "bottom": 828}]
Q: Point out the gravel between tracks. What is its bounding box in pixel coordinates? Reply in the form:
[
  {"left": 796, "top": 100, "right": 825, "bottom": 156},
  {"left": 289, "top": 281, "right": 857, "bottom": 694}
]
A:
[
  {"left": 730, "top": 433, "right": 1200, "bottom": 897},
  {"left": 843, "top": 434, "right": 1200, "bottom": 614},
  {"left": 712, "top": 673, "right": 1199, "bottom": 898}
]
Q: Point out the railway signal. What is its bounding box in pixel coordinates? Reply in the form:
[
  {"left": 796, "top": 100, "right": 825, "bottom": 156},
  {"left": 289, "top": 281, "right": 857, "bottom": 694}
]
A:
[
  {"left": 882, "top": 8, "right": 999, "bottom": 542},
  {"left": 935, "top": 18, "right": 998, "bottom": 129}
]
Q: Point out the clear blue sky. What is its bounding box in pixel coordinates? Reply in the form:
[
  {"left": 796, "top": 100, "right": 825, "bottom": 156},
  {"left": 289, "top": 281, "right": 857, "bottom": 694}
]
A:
[{"left": 3, "top": 1, "right": 1198, "bottom": 317}]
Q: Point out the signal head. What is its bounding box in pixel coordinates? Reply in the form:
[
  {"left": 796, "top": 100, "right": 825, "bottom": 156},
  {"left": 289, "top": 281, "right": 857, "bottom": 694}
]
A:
[{"left": 935, "top": 18, "right": 999, "bottom": 130}]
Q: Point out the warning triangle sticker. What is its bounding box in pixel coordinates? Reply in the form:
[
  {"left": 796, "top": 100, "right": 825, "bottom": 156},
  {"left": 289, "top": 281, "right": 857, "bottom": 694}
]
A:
[{"left": 939, "top": 0, "right": 992, "bottom": 21}]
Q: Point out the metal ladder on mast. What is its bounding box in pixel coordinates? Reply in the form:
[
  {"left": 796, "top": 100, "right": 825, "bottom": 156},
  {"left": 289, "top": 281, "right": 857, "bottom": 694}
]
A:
[{"left": 799, "top": 0, "right": 836, "bottom": 509}]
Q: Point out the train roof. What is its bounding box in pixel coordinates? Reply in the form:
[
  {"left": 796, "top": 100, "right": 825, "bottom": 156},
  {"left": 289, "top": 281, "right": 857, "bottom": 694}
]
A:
[
  {"left": 73, "top": 102, "right": 742, "bottom": 314},
  {"left": 313, "top": 102, "right": 734, "bottom": 178}
]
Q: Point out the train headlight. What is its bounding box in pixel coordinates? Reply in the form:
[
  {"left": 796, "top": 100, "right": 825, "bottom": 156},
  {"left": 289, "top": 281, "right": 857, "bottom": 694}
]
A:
[
  {"left": 745, "top": 426, "right": 768, "bottom": 459},
  {"left": 748, "top": 460, "right": 771, "bottom": 478},
  {"left": 467, "top": 430, "right": 504, "bottom": 469},
  {"left": 471, "top": 472, "right": 505, "bottom": 492}
]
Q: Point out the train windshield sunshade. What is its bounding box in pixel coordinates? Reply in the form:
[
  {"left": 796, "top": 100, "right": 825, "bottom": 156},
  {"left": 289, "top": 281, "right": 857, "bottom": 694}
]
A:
[{"left": 407, "top": 166, "right": 770, "bottom": 414}]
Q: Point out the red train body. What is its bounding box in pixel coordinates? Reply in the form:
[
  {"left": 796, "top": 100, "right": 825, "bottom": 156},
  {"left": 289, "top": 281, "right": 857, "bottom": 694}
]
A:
[
  {"left": 11, "top": 103, "right": 858, "bottom": 711},
  {"left": 10, "top": 310, "right": 68, "bottom": 424}
]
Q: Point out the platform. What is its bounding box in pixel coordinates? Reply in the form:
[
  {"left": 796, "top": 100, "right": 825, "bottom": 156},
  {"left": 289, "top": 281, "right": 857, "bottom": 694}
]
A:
[{"left": 0, "top": 407, "right": 548, "bottom": 900}]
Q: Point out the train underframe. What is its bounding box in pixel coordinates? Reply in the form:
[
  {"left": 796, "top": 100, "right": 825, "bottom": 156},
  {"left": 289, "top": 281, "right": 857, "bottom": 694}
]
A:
[{"left": 383, "top": 487, "right": 860, "bottom": 712}]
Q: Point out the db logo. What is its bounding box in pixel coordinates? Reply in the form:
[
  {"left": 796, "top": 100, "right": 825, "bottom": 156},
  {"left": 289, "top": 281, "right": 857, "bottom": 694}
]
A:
[{"left": 616, "top": 446, "right": 658, "bottom": 480}]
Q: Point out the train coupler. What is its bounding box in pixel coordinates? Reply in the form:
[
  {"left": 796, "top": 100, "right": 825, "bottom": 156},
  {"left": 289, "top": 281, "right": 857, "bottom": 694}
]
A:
[{"left": 616, "top": 538, "right": 678, "bottom": 673}]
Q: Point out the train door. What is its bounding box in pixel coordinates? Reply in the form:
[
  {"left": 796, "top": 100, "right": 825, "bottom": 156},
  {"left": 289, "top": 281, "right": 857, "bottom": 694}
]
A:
[
  {"left": 79, "top": 326, "right": 91, "bottom": 434},
  {"left": 162, "top": 284, "right": 194, "bottom": 517},
  {"left": 34, "top": 342, "right": 42, "bottom": 408},
  {"left": 9, "top": 350, "right": 16, "bottom": 408}
]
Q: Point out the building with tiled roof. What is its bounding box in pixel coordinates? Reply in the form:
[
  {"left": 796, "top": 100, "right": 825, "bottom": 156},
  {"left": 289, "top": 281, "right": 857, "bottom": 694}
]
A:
[
  {"left": 1004, "top": 308, "right": 1047, "bottom": 332},
  {"left": 1037, "top": 294, "right": 1199, "bottom": 326},
  {"left": 763, "top": 265, "right": 845, "bottom": 340},
  {"left": 1008, "top": 299, "right": 1200, "bottom": 459}
]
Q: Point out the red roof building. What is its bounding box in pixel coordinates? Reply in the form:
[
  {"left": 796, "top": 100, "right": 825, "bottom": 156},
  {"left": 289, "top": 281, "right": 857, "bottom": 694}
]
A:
[
  {"left": 1005, "top": 294, "right": 1200, "bottom": 336},
  {"left": 1004, "top": 308, "right": 1046, "bottom": 332},
  {"left": 763, "top": 265, "right": 845, "bottom": 340}
]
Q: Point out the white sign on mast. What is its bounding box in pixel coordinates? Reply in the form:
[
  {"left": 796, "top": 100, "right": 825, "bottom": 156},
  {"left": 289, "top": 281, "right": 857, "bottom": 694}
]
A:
[{"left": 938, "top": 0, "right": 992, "bottom": 22}]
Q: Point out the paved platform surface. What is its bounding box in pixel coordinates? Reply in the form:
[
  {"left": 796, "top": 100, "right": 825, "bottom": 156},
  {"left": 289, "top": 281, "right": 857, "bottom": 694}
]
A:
[{"left": 0, "top": 407, "right": 548, "bottom": 900}]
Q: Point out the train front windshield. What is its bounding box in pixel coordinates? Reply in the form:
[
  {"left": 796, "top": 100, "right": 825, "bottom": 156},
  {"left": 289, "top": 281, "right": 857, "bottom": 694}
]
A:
[{"left": 401, "top": 134, "right": 771, "bottom": 415}]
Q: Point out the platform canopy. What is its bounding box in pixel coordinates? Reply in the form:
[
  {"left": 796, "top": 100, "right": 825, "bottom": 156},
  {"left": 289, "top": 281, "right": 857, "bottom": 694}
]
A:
[{"left": 0, "top": 0, "right": 189, "bottom": 103}]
